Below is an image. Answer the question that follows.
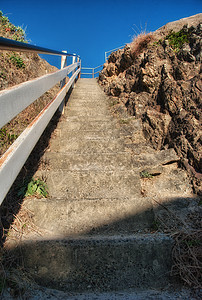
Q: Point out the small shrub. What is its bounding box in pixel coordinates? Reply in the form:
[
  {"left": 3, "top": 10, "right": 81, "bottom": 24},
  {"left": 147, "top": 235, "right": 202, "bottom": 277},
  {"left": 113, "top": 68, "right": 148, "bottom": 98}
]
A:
[{"left": 166, "top": 28, "right": 189, "bottom": 51}]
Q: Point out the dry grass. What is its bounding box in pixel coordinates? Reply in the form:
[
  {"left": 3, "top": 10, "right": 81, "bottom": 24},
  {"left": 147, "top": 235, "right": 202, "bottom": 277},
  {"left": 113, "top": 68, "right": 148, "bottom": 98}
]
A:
[
  {"left": 171, "top": 230, "right": 202, "bottom": 290},
  {"left": 130, "top": 32, "right": 154, "bottom": 58}
]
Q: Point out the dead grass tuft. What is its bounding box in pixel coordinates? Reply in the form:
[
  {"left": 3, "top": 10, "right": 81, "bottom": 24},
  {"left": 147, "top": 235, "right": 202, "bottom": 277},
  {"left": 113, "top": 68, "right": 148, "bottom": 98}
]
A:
[
  {"left": 130, "top": 32, "right": 154, "bottom": 58},
  {"left": 171, "top": 230, "right": 202, "bottom": 290}
]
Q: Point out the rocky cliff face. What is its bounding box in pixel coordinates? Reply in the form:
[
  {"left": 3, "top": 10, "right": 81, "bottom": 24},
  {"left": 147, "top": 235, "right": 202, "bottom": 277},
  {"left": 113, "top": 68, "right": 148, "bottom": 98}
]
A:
[{"left": 98, "top": 14, "right": 202, "bottom": 195}]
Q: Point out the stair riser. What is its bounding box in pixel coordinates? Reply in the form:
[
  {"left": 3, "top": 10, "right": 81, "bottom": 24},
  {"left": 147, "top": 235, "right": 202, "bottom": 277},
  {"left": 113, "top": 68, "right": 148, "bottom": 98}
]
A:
[{"left": 11, "top": 235, "right": 173, "bottom": 292}]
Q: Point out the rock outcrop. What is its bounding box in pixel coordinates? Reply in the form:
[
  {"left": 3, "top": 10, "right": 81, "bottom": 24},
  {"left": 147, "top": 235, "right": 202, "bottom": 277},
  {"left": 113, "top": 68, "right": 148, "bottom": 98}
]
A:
[{"left": 98, "top": 14, "right": 202, "bottom": 195}]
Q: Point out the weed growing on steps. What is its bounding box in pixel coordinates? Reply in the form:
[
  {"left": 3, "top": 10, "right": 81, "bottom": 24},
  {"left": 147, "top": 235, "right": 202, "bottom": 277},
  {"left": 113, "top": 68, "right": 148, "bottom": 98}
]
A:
[
  {"left": 18, "top": 178, "right": 48, "bottom": 198},
  {"left": 140, "top": 170, "right": 153, "bottom": 179},
  {"left": 119, "top": 118, "right": 130, "bottom": 124}
]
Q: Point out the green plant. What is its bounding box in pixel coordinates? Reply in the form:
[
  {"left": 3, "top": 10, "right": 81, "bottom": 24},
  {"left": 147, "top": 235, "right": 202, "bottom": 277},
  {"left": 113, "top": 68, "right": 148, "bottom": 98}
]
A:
[
  {"left": 120, "top": 118, "right": 130, "bottom": 124},
  {"left": 140, "top": 171, "right": 153, "bottom": 178},
  {"left": 184, "top": 239, "right": 200, "bottom": 247},
  {"left": 0, "top": 128, "right": 18, "bottom": 146},
  {"left": 109, "top": 99, "right": 119, "bottom": 107},
  {"left": 166, "top": 28, "right": 189, "bottom": 51},
  {"left": 0, "top": 277, "right": 5, "bottom": 294},
  {"left": 7, "top": 133, "right": 18, "bottom": 144},
  {"left": 0, "top": 10, "right": 27, "bottom": 42},
  {"left": 0, "top": 71, "right": 6, "bottom": 79},
  {"left": 1, "top": 15, "right": 9, "bottom": 25},
  {"left": 9, "top": 54, "right": 25, "bottom": 69},
  {"left": 18, "top": 178, "right": 48, "bottom": 198},
  {"left": 151, "top": 219, "right": 161, "bottom": 231}
]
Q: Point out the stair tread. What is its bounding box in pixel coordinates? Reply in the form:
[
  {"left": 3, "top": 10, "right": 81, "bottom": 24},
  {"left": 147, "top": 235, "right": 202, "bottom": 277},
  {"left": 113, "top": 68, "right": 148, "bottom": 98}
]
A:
[
  {"left": 7, "top": 78, "right": 177, "bottom": 293},
  {"left": 41, "top": 169, "right": 141, "bottom": 199},
  {"left": 23, "top": 196, "right": 154, "bottom": 237},
  {"left": 9, "top": 232, "right": 173, "bottom": 292}
]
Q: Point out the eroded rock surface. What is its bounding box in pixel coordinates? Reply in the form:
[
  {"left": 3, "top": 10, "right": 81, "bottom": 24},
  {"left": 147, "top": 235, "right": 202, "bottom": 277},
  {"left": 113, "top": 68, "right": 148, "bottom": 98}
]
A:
[{"left": 98, "top": 14, "right": 202, "bottom": 195}]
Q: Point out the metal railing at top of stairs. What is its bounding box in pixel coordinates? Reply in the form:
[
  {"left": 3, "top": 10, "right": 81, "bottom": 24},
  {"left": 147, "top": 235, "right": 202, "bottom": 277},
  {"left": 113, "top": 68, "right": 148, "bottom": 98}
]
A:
[
  {"left": 81, "top": 44, "right": 127, "bottom": 78},
  {"left": 0, "top": 37, "right": 81, "bottom": 203},
  {"left": 81, "top": 65, "right": 103, "bottom": 78},
  {"left": 105, "top": 44, "right": 126, "bottom": 61}
]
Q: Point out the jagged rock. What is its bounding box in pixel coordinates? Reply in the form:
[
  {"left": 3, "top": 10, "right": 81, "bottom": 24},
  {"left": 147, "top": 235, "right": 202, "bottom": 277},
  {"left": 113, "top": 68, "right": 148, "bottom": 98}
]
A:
[
  {"left": 143, "top": 109, "right": 172, "bottom": 150},
  {"left": 106, "top": 63, "right": 117, "bottom": 76},
  {"left": 98, "top": 14, "right": 202, "bottom": 194}
]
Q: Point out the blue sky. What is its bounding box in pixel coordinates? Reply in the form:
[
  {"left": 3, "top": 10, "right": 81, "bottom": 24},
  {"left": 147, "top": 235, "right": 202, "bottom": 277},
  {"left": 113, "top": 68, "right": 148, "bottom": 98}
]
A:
[{"left": 1, "top": 0, "right": 201, "bottom": 70}]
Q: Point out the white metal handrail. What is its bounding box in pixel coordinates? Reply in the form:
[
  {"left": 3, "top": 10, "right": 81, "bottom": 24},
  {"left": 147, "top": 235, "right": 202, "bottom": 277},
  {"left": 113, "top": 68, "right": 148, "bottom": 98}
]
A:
[
  {"left": 81, "top": 65, "right": 103, "bottom": 78},
  {"left": 0, "top": 62, "right": 80, "bottom": 129},
  {"left": 81, "top": 44, "right": 127, "bottom": 78},
  {"left": 105, "top": 45, "right": 126, "bottom": 61},
  {"left": 0, "top": 39, "right": 81, "bottom": 203}
]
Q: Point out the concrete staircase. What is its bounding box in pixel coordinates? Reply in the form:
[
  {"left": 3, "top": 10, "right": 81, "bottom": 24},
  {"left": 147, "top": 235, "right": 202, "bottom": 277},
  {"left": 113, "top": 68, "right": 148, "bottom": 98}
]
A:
[{"left": 9, "top": 79, "right": 174, "bottom": 294}]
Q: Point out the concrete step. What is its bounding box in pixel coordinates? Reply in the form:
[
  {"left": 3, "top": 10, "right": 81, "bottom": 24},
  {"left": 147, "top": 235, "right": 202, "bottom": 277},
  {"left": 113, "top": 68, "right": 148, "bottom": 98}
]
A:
[
  {"left": 42, "top": 152, "right": 132, "bottom": 171},
  {"left": 9, "top": 234, "right": 173, "bottom": 292},
  {"left": 68, "top": 94, "right": 106, "bottom": 100},
  {"left": 62, "top": 115, "right": 113, "bottom": 122},
  {"left": 50, "top": 137, "right": 124, "bottom": 153},
  {"left": 43, "top": 170, "right": 141, "bottom": 199},
  {"left": 65, "top": 104, "right": 109, "bottom": 111},
  {"left": 57, "top": 120, "right": 117, "bottom": 131},
  {"left": 66, "top": 100, "right": 108, "bottom": 107},
  {"left": 1, "top": 286, "right": 196, "bottom": 299},
  {"left": 64, "top": 110, "right": 110, "bottom": 118},
  {"left": 53, "top": 130, "right": 120, "bottom": 142},
  {"left": 23, "top": 196, "right": 154, "bottom": 237}
]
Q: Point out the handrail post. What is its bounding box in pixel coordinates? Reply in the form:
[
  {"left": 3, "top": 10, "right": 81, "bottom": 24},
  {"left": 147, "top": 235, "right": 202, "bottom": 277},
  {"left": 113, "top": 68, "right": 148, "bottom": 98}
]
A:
[
  {"left": 92, "top": 68, "right": 94, "bottom": 78},
  {"left": 72, "top": 55, "right": 76, "bottom": 87},
  {"left": 77, "top": 57, "right": 81, "bottom": 79},
  {"left": 59, "top": 50, "right": 67, "bottom": 114}
]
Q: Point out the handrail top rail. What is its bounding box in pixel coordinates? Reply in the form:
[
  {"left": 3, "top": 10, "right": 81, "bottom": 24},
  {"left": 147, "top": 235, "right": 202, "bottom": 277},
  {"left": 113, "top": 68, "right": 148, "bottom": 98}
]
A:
[
  {"left": 105, "top": 45, "right": 125, "bottom": 55},
  {"left": 0, "top": 37, "right": 79, "bottom": 57},
  {"left": 82, "top": 64, "right": 103, "bottom": 70}
]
